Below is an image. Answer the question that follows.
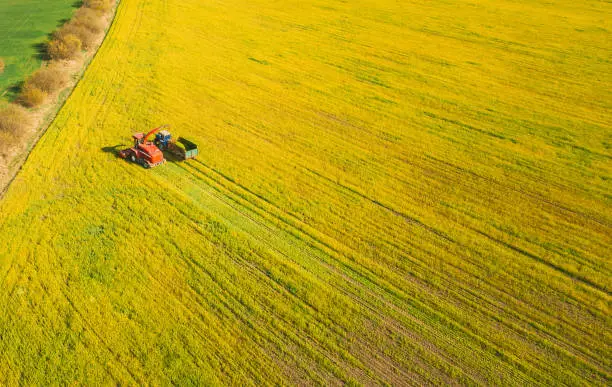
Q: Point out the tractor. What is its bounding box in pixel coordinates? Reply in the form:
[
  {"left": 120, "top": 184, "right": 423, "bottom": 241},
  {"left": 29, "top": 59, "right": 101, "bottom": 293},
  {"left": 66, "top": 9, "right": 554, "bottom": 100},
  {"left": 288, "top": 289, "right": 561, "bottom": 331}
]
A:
[
  {"left": 154, "top": 128, "right": 199, "bottom": 160},
  {"left": 118, "top": 125, "right": 167, "bottom": 168}
]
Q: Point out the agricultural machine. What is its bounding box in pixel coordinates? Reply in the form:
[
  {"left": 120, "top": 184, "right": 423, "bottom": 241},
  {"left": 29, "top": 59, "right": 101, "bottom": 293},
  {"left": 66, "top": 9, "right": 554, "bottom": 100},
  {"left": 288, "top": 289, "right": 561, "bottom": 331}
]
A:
[
  {"left": 154, "top": 129, "right": 199, "bottom": 160},
  {"left": 118, "top": 125, "right": 198, "bottom": 168}
]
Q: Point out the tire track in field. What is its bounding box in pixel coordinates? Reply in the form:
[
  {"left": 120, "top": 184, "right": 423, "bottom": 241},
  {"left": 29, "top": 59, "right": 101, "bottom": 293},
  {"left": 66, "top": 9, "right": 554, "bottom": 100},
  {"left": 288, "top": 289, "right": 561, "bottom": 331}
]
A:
[
  {"left": 399, "top": 154, "right": 611, "bottom": 277},
  {"left": 177, "top": 157, "right": 612, "bottom": 384},
  {"left": 144, "top": 240, "right": 316, "bottom": 384},
  {"left": 296, "top": 150, "right": 610, "bottom": 371},
  {"left": 206, "top": 235, "right": 423, "bottom": 385},
  {"left": 305, "top": 154, "right": 609, "bottom": 295},
  {"left": 168, "top": 161, "right": 539, "bottom": 385},
  {"left": 153, "top": 160, "right": 453, "bottom": 383},
  {"left": 425, "top": 155, "right": 611, "bottom": 228},
  {"left": 365, "top": 217, "right": 610, "bottom": 378},
  {"left": 301, "top": 158, "right": 610, "bottom": 371},
  {"left": 303, "top": 166, "right": 454, "bottom": 242},
  {"left": 129, "top": 154, "right": 612, "bottom": 382},
  {"left": 468, "top": 225, "right": 610, "bottom": 295},
  {"left": 107, "top": 178, "right": 343, "bottom": 383},
  {"left": 170, "top": 162, "right": 489, "bottom": 382},
  {"left": 157, "top": 164, "right": 411, "bottom": 384}
]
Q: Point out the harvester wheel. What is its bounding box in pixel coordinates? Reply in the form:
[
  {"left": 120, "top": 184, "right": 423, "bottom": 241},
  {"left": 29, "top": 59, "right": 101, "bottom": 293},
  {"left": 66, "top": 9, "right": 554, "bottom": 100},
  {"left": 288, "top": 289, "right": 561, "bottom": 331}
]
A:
[{"left": 130, "top": 154, "right": 136, "bottom": 163}]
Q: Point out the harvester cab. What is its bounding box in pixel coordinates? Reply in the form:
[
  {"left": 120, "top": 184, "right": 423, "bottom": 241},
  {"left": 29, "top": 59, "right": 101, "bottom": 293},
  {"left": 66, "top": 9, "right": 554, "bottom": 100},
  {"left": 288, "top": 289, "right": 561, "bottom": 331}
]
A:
[{"left": 132, "top": 132, "right": 145, "bottom": 146}]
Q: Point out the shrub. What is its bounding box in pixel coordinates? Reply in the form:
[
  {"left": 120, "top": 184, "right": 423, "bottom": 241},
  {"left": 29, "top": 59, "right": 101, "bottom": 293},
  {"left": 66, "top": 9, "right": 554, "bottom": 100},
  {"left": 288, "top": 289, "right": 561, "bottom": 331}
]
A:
[
  {"left": 55, "top": 7, "right": 107, "bottom": 50},
  {"left": 48, "top": 34, "right": 82, "bottom": 60},
  {"left": 24, "top": 65, "right": 69, "bottom": 94},
  {"left": 55, "top": 22, "right": 97, "bottom": 51},
  {"left": 84, "top": 0, "right": 113, "bottom": 12},
  {"left": 18, "top": 86, "right": 47, "bottom": 107},
  {"left": 0, "top": 104, "right": 32, "bottom": 136},
  {"left": 73, "top": 8, "right": 106, "bottom": 33},
  {"left": 0, "top": 130, "right": 17, "bottom": 154},
  {"left": 0, "top": 58, "right": 5, "bottom": 74}
]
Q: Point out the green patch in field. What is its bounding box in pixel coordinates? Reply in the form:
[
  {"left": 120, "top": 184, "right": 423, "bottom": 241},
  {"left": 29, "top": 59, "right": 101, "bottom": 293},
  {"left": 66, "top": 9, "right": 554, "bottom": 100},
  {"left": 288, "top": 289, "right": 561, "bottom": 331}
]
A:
[
  {"left": 248, "top": 57, "right": 270, "bottom": 65},
  {"left": 0, "top": 0, "right": 76, "bottom": 99}
]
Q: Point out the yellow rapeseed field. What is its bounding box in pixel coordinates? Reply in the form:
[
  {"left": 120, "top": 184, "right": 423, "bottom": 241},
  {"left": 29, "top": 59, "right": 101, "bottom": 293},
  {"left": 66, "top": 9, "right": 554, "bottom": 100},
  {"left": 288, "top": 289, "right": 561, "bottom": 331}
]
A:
[{"left": 0, "top": 0, "right": 610, "bottom": 384}]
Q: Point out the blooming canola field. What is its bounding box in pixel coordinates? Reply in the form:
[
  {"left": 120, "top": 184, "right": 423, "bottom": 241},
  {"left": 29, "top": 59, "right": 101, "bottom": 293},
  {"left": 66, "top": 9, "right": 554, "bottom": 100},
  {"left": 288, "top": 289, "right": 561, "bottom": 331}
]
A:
[{"left": 0, "top": 0, "right": 610, "bottom": 384}]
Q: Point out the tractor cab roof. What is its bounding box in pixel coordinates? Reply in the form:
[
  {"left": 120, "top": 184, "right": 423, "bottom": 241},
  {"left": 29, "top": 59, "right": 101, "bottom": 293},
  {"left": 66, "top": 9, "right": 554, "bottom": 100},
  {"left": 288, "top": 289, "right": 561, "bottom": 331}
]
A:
[
  {"left": 133, "top": 133, "right": 145, "bottom": 140},
  {"left": 158, "top": 130, "right": 171, "bottom": 137}
]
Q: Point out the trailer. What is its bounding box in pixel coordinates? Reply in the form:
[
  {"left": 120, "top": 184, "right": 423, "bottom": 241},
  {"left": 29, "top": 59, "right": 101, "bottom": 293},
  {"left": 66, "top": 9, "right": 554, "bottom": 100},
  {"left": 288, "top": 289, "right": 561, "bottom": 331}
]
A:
[{"left": 172, "top": 137, "right": 199, "bottom": 160}]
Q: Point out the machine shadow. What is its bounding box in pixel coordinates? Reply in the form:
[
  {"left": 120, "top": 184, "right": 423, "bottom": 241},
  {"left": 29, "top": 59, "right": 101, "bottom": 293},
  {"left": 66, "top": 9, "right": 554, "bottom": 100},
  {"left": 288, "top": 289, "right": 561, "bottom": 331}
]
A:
[
  {"left": 161, "top": 152, "right": 184, "bottom": 163},
  {"left": 101, "top": 145, "right": 125, "bottom": 155},
  {"left": 100, "top": 145, "right": 185, "bottom": 164}
]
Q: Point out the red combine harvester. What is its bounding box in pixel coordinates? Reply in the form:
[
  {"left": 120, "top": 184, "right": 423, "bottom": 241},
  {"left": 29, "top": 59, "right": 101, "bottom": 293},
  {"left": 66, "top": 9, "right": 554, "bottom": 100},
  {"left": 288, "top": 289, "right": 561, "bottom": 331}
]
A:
[{"left": 118, "top": 125, "right": 167, "bottom": 168}]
